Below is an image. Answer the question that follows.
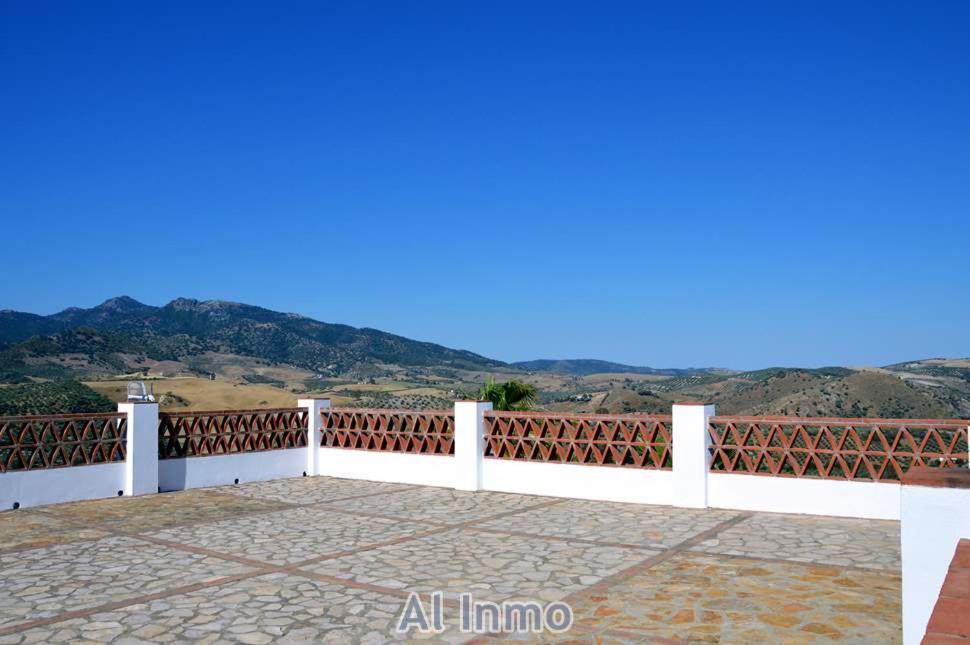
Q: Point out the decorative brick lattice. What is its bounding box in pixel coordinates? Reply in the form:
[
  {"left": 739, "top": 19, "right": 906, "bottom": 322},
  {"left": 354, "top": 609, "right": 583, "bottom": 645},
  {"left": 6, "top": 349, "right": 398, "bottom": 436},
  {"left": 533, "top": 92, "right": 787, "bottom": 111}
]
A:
[
  {"left": 708, "top": 416, "right": 969, "bottom": 481},
  {"left": 484, "top": 411, "right": 673, "bottom": 469},
  {"left": 0, "top": 413, "right": 127, "bottom": 472},
  {"left": 320, "top": 408, "right": 455, "bottom": 455},
  {"left": 158, "top": 409, "right": 307, "bottom": 460}
]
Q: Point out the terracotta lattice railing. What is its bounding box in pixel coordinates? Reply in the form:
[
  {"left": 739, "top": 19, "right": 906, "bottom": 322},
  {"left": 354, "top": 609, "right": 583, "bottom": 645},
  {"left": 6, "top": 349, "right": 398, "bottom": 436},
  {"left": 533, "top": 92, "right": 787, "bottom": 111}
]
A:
[
  {"left": 708, "top": 416, "right": 969, "bottom": 482},
  {"left": 484, "top": 411, "right": 673, "bottom": 469},
  {"left": 157, "top": 408, "right": 308, "bottom": 459},
  {"left": 320, "top": 408, "right": 455, "bottom": 455},
  {"left": 0, "top": 412, "right": 127, "bottom": 472}
]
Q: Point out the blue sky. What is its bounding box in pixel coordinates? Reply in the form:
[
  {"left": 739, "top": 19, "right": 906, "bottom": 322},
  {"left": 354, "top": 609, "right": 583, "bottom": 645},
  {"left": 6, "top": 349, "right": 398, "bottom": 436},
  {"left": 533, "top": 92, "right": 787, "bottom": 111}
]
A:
[{"left": 1, "top": 2, "right": 968, "bottom": 369}]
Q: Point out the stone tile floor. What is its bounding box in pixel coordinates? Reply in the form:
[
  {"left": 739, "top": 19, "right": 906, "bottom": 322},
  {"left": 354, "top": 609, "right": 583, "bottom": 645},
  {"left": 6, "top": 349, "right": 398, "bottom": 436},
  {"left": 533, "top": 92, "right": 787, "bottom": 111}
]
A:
[{"left": 0, "top": 476, "right": 901, "bottom": 643}]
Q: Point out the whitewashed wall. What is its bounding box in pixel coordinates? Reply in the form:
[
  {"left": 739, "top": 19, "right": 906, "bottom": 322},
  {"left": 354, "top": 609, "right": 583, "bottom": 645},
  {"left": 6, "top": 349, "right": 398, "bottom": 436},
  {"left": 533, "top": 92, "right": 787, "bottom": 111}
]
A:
[
  {"left": 481, "top": 458, "right": 674, "bottom": 505},
  {"left": 0, "top": 463, "right": 127, "bottom": 510},
  {"left": 317, "top": 447, "right": 457, "bottom": 488},
  {"left": 901, "top": 481, "right": 970, "bottom": 644},
  {"left": 708, "top": 473, "right": 901, "bottom": 520},
  {"left": 158, "top": 448, "right": 307, "bottom": 492}
]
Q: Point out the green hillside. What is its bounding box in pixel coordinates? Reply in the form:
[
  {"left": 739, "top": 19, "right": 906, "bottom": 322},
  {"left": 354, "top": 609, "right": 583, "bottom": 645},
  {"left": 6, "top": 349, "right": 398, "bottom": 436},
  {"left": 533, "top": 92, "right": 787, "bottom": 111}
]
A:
[{"left": 0, "top": 380, "right": 115, "bottom": 416}]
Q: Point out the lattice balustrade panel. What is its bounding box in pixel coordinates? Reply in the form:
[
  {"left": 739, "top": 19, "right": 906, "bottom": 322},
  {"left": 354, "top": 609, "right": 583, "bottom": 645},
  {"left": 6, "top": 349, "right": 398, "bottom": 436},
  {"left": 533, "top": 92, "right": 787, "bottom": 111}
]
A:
[
  {"left": 708, "top": 416, "right": 969, "bottom": 481},
  {"left": 0, "top": 413, "right": 127, "bottom": 472},
  {"left": 320, "top": 409, "right": 455, "bottom": 455},
  {"left": 484, "top": 411, "right": 673, "bottom": 469},
  {"left": 158, "top": 408, "right": 308, "bottom": 459}
]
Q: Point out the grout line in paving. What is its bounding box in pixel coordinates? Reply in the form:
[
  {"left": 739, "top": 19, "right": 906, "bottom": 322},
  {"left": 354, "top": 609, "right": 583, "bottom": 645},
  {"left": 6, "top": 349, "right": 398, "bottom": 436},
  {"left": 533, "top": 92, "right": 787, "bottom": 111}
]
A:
[
  {"left": 0, "top": 491, "right": 566, "bottom": 636},
  {"left": 285, "top": 497, "right": 568, "bottom": 569},
  {"left": 30, "top": 489, "right": 564, "bottom": 573},
  {"left": 603, "top": 627, "right": 686, "bottom": 643},
  {"left": 287, "top": 569, "right": 463, "bottom": 609},
  {"left": 0, "top": 534, "right": 110, "bottom": 557},
  {"left": 281, "top": 482, "right": 425, "bottom": 507},
  {"left": 683, "top": 548, "right": 900, "bottom": 574},
  {"left": 16, "top": 482, "right": 426, "bottom": 554},
  {"left": 311, "top": 503, "right": 454, "bottom": 527},
  {"left": 0, "top": 569, "right": 270, "bottom": 638},
  {"left": 463, "top": 525, "right": 660, "bottom": 551},
  {"left": 562, "top": 512, "right": 755, "bottom": 607},
  {"left": 128, "top": 533, "right": 273, "bottom": 569},
  {"left": 0, "top": 527, "right": 430, "bottom": 636}
]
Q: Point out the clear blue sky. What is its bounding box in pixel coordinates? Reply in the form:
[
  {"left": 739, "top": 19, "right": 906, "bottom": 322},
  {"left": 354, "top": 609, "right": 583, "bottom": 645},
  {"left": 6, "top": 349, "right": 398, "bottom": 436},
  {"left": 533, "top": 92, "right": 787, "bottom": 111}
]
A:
[{"left": 2, "top": 2, "right": 968, "bottom": 369}]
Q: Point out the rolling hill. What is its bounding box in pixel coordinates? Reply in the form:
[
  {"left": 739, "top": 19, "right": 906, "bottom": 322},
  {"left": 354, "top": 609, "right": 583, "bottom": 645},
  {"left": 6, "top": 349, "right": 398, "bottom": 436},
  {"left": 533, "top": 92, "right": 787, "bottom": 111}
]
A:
[
  {"left": 0, "top": 296, "right": 504, "bottom": 380},
  {"left": 511, "top": 358, "right": 720, "bottom": 377},
  {"left": 0, "top": 297, "right": 967, "bottom": 418}
]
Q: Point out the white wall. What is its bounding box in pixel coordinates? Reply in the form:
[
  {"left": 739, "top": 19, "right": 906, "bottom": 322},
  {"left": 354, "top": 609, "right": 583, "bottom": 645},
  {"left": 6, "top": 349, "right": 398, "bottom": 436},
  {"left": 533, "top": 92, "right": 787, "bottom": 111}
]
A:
[
  {"left": 708, "top": 472, "right": 900, "bottom": 520},
  {"left": 158, "top": 448, "right": 306, "bottom": 492},
  {"left": 901, "top": 484, "right": 970, "bottom": 644},
  {"left": 482, "top": 458, "right": 675, "bottom": 505},
  {"left": 317, "top": 447, "right": 456, "bottom": 488},
  {"left": 0, "top": 463, "right": 127, "bottom": 510}
]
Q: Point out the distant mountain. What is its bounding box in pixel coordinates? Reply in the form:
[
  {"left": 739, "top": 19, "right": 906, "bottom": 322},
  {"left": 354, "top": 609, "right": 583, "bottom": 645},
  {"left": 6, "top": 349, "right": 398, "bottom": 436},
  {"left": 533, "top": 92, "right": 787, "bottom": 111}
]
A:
[
  {"left": 0, "top": 296, "right": 504, "bottom": 380},
  {"left": 511, "top": 358, "right": 722, "bottom": 377},
  {"left": 0, "top": 310, "right": 64, "bottom": 347}
]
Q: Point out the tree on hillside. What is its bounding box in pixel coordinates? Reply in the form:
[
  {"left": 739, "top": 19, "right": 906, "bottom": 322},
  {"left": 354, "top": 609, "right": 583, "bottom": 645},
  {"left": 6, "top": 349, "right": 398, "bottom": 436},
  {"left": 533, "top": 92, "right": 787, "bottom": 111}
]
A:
[
  {"left": 0, "top": 380, "right": 115, "bottom": 416},
  {"left": 475, "top": 377, "right": 538, "bottom": 411}
]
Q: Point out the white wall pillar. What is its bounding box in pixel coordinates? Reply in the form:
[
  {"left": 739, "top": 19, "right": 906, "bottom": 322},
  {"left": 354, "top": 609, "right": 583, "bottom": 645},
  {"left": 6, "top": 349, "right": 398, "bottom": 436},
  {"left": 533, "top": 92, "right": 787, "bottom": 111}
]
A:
[
  {"left": 900, "top": 467, "right": 970, "bottom": 644},
  {"left": 118, "top": 402, "right": 159, "bottom": 496},
  {"left": 672, "top": 402, "right": 715, "bottom": 508},
  {"left": 298, "top": 398, "right": 330, "bottom": 476},
  {"left": 454, "top": 401, "right": 491, "bottom": 491}
]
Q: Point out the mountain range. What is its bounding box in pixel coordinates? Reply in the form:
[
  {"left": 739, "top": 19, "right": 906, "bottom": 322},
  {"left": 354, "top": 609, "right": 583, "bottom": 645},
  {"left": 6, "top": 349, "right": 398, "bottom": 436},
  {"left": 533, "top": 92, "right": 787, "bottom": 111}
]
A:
[
  {"left": 0, "top": 296, "right": 503, "bottom": 380},
  {"left": 0, "top": 296, "right": 967, "bottom": 419}
]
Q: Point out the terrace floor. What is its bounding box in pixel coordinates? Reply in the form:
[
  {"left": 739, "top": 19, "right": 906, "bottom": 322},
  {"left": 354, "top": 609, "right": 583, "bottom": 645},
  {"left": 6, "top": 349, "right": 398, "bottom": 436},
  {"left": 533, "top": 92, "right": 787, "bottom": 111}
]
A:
[{"left": 0, "top": 477, "right": 901, "bottom": 643}]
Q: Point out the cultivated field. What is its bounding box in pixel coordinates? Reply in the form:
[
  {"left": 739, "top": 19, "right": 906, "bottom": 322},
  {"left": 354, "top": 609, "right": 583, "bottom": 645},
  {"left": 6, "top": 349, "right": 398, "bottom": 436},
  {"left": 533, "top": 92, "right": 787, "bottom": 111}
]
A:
[{"left": 84, "top": 378, "right": 310, "bottom": 411}]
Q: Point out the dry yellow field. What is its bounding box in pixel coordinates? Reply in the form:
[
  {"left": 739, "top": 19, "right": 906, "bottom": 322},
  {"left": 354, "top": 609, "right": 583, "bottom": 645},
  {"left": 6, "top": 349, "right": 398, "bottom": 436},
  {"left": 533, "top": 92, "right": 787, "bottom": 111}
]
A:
[
  {"left": 329, "top": 382, "right": 414, "bottom": 393},
  {"left": 582, "top": 372, "right": 668, "bottom": 384},
  {"left": 392, "top": 387, "right": 451, "bottom": 397},
  {"left": 84, "top": 378, "right": 301, "bottom": 411}
]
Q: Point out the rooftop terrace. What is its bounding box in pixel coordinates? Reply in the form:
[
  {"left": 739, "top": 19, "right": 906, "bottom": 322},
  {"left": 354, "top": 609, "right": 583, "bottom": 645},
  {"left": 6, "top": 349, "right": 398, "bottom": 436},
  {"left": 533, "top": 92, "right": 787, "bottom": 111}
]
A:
[{"left": 0, "top": 476, "right": 901, "bottom": 643}]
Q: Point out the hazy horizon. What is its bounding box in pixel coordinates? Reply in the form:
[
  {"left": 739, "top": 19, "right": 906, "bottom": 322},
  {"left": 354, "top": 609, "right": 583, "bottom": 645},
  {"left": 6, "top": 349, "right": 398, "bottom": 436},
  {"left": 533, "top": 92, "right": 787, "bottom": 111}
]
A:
[{"left": 4, "top": 294, "right": 963, "bottom": 372}]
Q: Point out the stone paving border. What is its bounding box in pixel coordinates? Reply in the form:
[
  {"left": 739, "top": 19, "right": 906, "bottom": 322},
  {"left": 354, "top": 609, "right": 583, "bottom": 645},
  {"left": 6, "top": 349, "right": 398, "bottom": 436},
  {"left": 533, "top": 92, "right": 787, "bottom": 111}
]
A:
[
  {"left": 0, "top": 482, "right": 423, "bottom": 560},
  {"left": 563, "top": 512, "right": 754, "bottom": 607},
  {"left": 0, "top": 478, "right": 901, "bottom": 642},
  {"left": 0, "top": 485, "right": 564, "bottom": 637}
]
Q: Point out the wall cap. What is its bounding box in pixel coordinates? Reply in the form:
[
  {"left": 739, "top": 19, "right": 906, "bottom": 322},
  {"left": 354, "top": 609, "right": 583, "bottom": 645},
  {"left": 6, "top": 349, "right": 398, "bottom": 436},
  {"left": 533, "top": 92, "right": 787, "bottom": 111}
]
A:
[{"left": 902, "top": 466, "right": 970, "bottom": 489}]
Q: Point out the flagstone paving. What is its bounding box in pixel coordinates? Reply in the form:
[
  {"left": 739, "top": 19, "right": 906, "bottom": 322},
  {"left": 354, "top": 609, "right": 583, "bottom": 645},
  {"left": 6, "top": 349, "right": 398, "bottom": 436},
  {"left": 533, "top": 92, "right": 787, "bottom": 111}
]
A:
[
  {"left": 0, "top": 508, "right": 109, "bottom": 554},
  {"left": 689, "top": 511, "right": 901, "bottom": 570},
  {"left": 474, "top": 499, "right": 742, "bottom": 549},
  {"left": 309, "top": 528, "right": 658, "bottom": 603},
  {"left": 0, "top": 476, "right": 902, "bottom": 643},
  {"left": 0, "top": 536, "right": 255, "bottom": 630},
  {"left": 221, "top": 476, "right": 414, "bottom": 505},
  {"left": 320, "top": 487, "right": 555, "bottom": 524},
  {"left": 153, "top": 506, "right": 432, "bottom": 565}
]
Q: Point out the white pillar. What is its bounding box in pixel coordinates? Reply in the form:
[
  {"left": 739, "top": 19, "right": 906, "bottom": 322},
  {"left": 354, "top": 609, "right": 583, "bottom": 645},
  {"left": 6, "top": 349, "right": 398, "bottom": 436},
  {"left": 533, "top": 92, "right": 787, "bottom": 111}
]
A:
[
  {"left": 454, "top": 401, "right": 491, "bottom": 491},
  {"left": 900, "top": 468, "right": 970, "bottom": 644},
  {"left": 118, "top": 402, "right": 159, "bottom": 496},
  {"left": 672, "top": 402, "right": 715, "bottom": 508},
  {"left": 298, "top": 398, "right": 330, "bottom": 477}
]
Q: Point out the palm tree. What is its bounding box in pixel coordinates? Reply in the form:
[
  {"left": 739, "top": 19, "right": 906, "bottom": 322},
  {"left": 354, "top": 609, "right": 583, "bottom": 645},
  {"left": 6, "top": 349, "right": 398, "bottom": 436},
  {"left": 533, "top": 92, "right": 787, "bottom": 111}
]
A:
[{"left": 476, "top": 377, "right": 538, "bottom": 411}]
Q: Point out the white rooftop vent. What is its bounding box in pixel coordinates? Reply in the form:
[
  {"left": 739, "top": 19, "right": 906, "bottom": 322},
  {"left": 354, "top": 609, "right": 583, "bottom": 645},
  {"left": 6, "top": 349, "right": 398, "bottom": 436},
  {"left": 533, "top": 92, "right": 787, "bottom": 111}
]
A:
[{"left": 127, "top": 381, "right": 156, "bottom": 403}]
